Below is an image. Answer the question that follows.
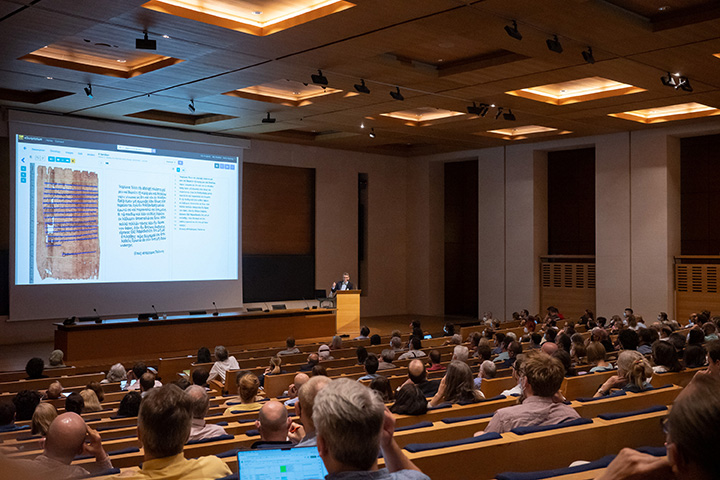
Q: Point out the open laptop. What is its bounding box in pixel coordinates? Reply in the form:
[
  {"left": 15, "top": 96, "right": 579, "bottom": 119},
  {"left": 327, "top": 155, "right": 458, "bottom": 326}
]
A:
[{"left": 237, "top": 446, "right": 328, "bottom": 480}]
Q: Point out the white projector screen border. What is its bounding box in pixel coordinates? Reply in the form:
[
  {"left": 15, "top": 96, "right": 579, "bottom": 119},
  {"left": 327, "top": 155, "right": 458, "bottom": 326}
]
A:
[{"left": 8, "top": 111, "right": 247, "bottom": 321}]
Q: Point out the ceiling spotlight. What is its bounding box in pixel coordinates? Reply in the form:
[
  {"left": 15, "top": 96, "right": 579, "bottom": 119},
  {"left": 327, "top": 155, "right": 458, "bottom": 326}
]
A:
[
  {"left": 503, "top": 109, "right": 516, "bottom": 121},
  {"left": 467, "top": 102, "right": 482, "bottom": 115},
  {"left": 369, "top": 128, "right": 376, "bottom": 138},
  {"left": 188, "top": 99, "right": 195, "bottom": 113},
  {"left": 136, "top": 30, "right": 157, "bottom": 50},
  {"left": 676, "top": 77, "right": 693, "bottom": 92},
  {"left": 390, "top": 87, "right": 404, "bottom": 101},
  {"left": 262, "top": 112, "right": 276, "bottom": 123},
  {"left": 582, "top": 47, "right": 595, "bottom": 64},
  {"left": 546, "top": 35, "right": 563, "bottom": 54},
  {"left": 660, "top": 72, "right": 693, "bottom": 92},
  {"left": 311, "top": 69, "right": 328, "bottom": 86},
  {"left": 84, "top": 84, "right": 93, "bottom": 99},
  {"left": 495, "top": 107, "right": 504, "bottom": 120},
  {"left": 354, "top": 79, "right": 370, "bottom": 94},
  {"left": 504, "top": 20, "right": 522, "bottom": 41}
]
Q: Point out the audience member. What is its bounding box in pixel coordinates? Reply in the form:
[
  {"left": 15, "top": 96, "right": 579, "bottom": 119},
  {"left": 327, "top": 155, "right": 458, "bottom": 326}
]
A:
[
  {"left": 47, "top": 350, "right": 66, "bottom": 368},
  {"left": 594, "top": 350, "right": 654, "bottom": 397},
  {"left": 390, "top": 384, "right": 428, "bottom": 416},
  {"left": 43, "top": 381, "right": 63, "bottom": 400},
  {"left": 356, "top": 325, "right": 371, "bottom": 340},
  {"left": 427, "top": 350, "right": 445, "bottom": 371},
  {"left": 429, "top": 361, "right": 484, "bottom": 407},
  {"left": 499, "top": 341, "right": 523, "bottom": 369},
  {"left": 86, "top": 381, "right": 105, "bottom": 402},
  {"left": 196, "top": 347, "right": 211, "bottom": 364},
  {"left": 65, "top": 392, "right": 84, "bottom": 415},
  {"left": 252, "top": 400, "right": 292, "bottom": 449},
  {"left": 696, "top": 340, "right": 720, "bottom": 380},
  {"left": 174, "top": 377, "right": 191, "bottom": 390},
  {"left": 553, "top": 349, "right": 576, "bottom": 377},
  {"left": 223, "top": 372, "right": 262, "bottom": 414},
  {"left": 207, "top": 346, "right": 239, "bottom": 383},
  {"left": 452, "top": 345, "right": 469, "bottom": 363},
  {"left": 125, "top": 362, "right": 148, "bottom": 391},
  {"left": 687, "top": 328, "right": 704, "bottom": 346},
  {"left": 369, "top": 376, "right": 394, "bottom": 403},
  {"left": 529, "top": 333, "right": 542, "bottom": 349},
  {"left": 378, "top": 349, "right": 396, "bottom": 370},
  {"left": 31, "top": 402, "right": 58, "bottom": 436},
  {"left": 185, "top": 385, "right": 227, "bottom": 442},
  {"left": 0, "top": 401, "right": 19, "bottom": 432},
  {"left": 329, "top": 335, "right": 343, "bottom": 350},
  {"left": 390, "top": 335, "right": 404, "bottom": 353},
  {"left": 21, "top": 412, "right": 112, "bottom": 478},
  {"left": 116, "top": 391, "right": 142, "bottom": 418},
  {"left": 370, "top": 334, "right": 382, "bottom": 345},
  {"left": 358, "top": 354, "right": 380, "bottom": 381},
  {"left": 474, "top": 360, "right": 497, "bottom": 390},
  {"left": 289, "top": 375, "right": 332, "bottom": 447},
  {"left": 103, "top": 363, "right": 127, "bottom": 384},
  {"left": 318, "top": 344, "right": 334, "bottom": 360},
  {"left": 477, "top": 344, "right": 492, "bottom": 362},
  {"left": 586, "top": 342, "right": 614, "bottom": 373},
  {"left": 300, "top": 353, "right": 320, "bottom": 372},
  {"left": 191, "top": 368, "right": 209, "bottom": 387},
  {"left": 80, "top": 389, "right": 102, "bottom": 412},
  {"left": 259, "top": 356, "right": 285, "bottom": 388},
  {"left": 25, "top": 357, "right": 47, "bottom": 380},
  {"left": 313, "top": 378, "right": 430, "bottom": 479},
  {"left": 398, "top": 337, "right": 426, "bottom": 360},
  {"left": 541, "top": 341, "right": 559, "bottom": 356},
  {"left": 637, "top": 328, "right": 658, "bottom": 355},
  {"left": 652, "top": 340, "right": 683, "bottom": 373},
  {"left": 401, "top": 359, "right": 440, "bottom": 396},
  {"left": 356, "top": 346, "right": 369, "bottom": 365},
  {"left": 667, "top": 331, "right": 686, "bottom": 352},
  {"left": 312, "top": 364, "right": 329, "bottom": 377},
  {"left": 284, "top": 372, "right": 310, "bottom": 407},
  {"left": 478, "top": 352, "right": 579, "bottom": 435},
  {"left": 140, "top": 372, "right": 157, "bottom": 397},
  {"left": 278, "top": 337, "right": 300, "bottom": 355},
  {"left": 597, "top": 373, "right": 720, "bottom": 480},
  {"left": 13, "top": 389, "right": 41, "bottom": 421},
  {"left": 683, "top": 344, "right": 707, "bottom": 369},
  {"left": 555, "top": 333, "right": 571, "bottom": 354},
  {"left": 105, "top": 385, "right": 231, "bottom": 479}
]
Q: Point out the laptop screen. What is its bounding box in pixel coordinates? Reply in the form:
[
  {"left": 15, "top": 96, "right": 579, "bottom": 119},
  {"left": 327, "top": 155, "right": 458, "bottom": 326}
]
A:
[{"left": 237, "top": 446, "right": 328, "bottom": 480}]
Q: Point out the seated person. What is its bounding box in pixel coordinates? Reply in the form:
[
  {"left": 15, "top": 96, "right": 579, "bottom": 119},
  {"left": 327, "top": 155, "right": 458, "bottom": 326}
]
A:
[
  {"left": 116, "top": 391, "right": 142, "bottom": 418},
  {"left": 452, "top": 345, "right": 469, "bottom": 363},
  {"left": 283, "top": 372, "right": 310, "bottom": 406},
  {"left": 139, "top": 373, "right": 157, "bottom": 397},
  {"left": 684, "top": 344, "right": 707, "bottom": 369},
  {"left": 185, "top": 385, "right": 227, "bottom": 442},
  {"left": 370, "top": 334, "right": 382, "bottom": 345},
  {"left": 105, "top": 385, "right": 231, "bottom": 479},
  {"left": 43, "top": 381, "right": 63, "bottom": 400},
  {"left": 13, "top": 389, "right": 41, "bottom": 421},
  {"left": 278, "top": 337, "right": 300, "bottom": 356},
  {"left": 652, "top": 340, "right": 683, "bottom": 373},
  {"left": 31, "top": 402, "right": 58, "bottom": 437},
  {"left": 358, "top": 354, "right": 380, "bottom": 381},
  {"left": 427, "top": 350, "right": 445, "bottom": 371},
  {"left": 398, "top": 337, "right": 426, "bottom": 360},
  {"left": 355, "top": 325, "right": 371, "bottom": 340},
  {"left": 696, "top": 340, "right": 720, "bottom": 380},
  {"left": 259, "top": 356, "right": 286, "bottom": 388},
  {"left": 290, "top": 375, "right": 332, "bottom": 447},
  {"left": 299, "top": 353, "right": 320, "bottom": 372},
  {"left": 191, "top": 368, "right": 209, "bottom": 387},
  {"left": 390, "top": 335, "right": 405, "bottom": 353},
  {"left": 594, "top": 350, "right": 654, "bottom": 397},
  {"left": 428, "top": 361, "right": 484, "bottom": 407},
  {"left": 65, "top": 392, "right": 84, "bottom": 415},
  {"left": 477, "top": 351, "right": 580, "bottom": 434},
  {"left": 474, "top": 360, "right": 496, "bottom": 390},
  {"left": 596, "top": 373, "right": 720, "bottom": 480},
  {"left": 390, "top": 384, "right": 428, "bottom": 416},
  {"left": 369, "top": 376, "right": 394, "bottom": 403},
  {"left": 356, "top": 346, "right": 369, "bottom": 366},
  {"left": 86, "top": 382, "right": 105, "bottom": 403},
  {"left": 378, "top": 349, "right": 396, "bottom": 370},
  {"left": 80, "top": 389, "right": 102, "bottom": 412},
  {"left": 398, "top": 359, "right": 440, "bottom": 397},
  {"left": 586, "top": 342, "right": 614, "bottom": 373},
  {"left": 207, "top": 346, "right": 239, "bottom": 384},
  {"left": 196, "top": 347, "right": 212, "bottom": 364},
  {"left": 0, "top": 401, "right": 20, "bottom": 432},
  {"left": 102, "top": 363, "right": 127, "bottom": 384},
  {"left": 251, "top": 400, "right": 293, "bottom": 449},
  {"left": 318, "top": 344, "right": 334, "bottom": 361},
  {"left": 25, "top": 357, "right": 47, "bottom": 380},
  {"left": 498, "top": 341, "right": 522, "bottom": 369},
  {"left": 48, "top": 350, "right": 66, "bottom": 368},
  {"left": 223, "top": 372, "right": 263, "bottom": 414},
  {"left": 313, "top": 379, "right": 430, "bottom": 479}
]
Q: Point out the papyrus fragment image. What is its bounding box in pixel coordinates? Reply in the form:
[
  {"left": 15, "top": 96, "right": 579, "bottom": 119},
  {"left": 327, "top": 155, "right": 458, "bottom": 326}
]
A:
[{"left": 36, "top": 166, "right": 100, "bottom": 280}]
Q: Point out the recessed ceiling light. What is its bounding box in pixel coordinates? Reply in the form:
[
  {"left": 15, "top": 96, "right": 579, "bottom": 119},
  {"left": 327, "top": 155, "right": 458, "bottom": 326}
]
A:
[
  {"left": 117, "top": 59, "right": 126, "bottom": 63},
  {"left": 507, "top": 77, "right": 645, "bottom": 105},
  {"left": 658, "top": 6, "right": 670, "bottom": 11},
  {"left": 46, "top": 76, "right": 53, "bottom": 80},
  {"left": 609, "top": 103, "right": 720, "bottom": 124},
  {"left": 162, "top": 34, "right": 171, "bottom": 39}
]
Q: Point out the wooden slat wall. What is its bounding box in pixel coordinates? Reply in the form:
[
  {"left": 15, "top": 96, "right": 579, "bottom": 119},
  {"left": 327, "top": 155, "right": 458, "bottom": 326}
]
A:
[
  {"left": 675, "top": 262, "right": 720, "bottom": 321},
  {"left": 540, "top": 261, "right": 596, "bottom": 320}
]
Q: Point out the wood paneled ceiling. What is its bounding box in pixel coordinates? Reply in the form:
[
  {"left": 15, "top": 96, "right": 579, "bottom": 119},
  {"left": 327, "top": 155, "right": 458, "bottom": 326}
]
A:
[{"left": 2, "top": 0, "right": 720, "bottom": 156}]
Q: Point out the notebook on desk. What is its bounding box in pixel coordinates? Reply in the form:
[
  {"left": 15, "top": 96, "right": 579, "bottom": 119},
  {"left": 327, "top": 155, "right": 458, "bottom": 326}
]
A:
[{"left": 237, "top": 446, "right": 328, "bottom": 480}]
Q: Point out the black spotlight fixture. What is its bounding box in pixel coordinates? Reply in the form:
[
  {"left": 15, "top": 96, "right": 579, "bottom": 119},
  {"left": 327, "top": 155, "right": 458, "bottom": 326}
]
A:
[
  {"left": 369, "top": 128, "right": 376, "bottom": 138},
  {"left": 677, "top": 77, "right": 693, "bottom": 92},
  {"left": 136, "top": 30, "right": 157, "bottom": 50},
  {"left": 503, "top": 109, "right": 516, "bottom": 121},
  {"left": 354, "top": 79, "right": 370, "bottom": 94},
  {"left": 661, "top": 72, "right": 693, "bottom": 92},
  {"left": 311, "top": 69, "right": 328, "bottom": 86},
  {"left": 467, "top": 102, "right": 482, "bottom": 115},
  {"left": 390, "top": 87, "right": 404, "bottom": 101},
  {"left": 504, "top": 20, "right": 522, "bottom": 41},
  {"left": 188, "top": 99, "right": 195, "bottom": 114},
  {"left": 262, "top": 112, "right": 276, "bottom": 123},
  {"left": 480, "top": 104, "right": 489, "bottom": 117},
  {"left": 84, "top": 84, "right": 93, "bottom": 99},
  {"left": 546, "top": 35, "right": 563, "bottom": 54},
  {"left": 582, "top": 47, "right": 595, "bottom": 64},
  {"left": 495, "top": 107, "right": 504, "bottom": 120}
]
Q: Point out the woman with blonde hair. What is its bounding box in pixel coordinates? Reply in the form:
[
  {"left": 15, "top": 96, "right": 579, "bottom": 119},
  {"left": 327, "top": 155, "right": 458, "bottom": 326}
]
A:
[
  {"left": 31, "top": 402, "right": 58, "bottom": 436},
  {"left": 80, "top": 388, "right": 102, "bottom": 412},
  {"left": 223, "top": 371, "right": 263, "bottom": 414},
  {"left": 429, "top": 361, "right": 484, "bottom": 407},
  {"left": 594, "top": 350, "right": 653, "bottom": 397}
]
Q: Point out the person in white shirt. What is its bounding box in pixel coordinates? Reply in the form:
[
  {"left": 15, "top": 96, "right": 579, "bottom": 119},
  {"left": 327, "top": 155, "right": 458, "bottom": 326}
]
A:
[{"left": 207, "top": 345, "right": 239, "bottom": 383}]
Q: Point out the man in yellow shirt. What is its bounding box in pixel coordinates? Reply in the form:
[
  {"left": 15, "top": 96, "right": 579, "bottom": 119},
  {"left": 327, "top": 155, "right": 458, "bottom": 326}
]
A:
[{"left": 106, "top": 384, "right": 231, "bottom": 479}]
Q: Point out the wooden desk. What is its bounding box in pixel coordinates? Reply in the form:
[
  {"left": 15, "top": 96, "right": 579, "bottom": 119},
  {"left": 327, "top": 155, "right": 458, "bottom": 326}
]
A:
[{"left": 55, "top": 309, "right": 336, "bottom": 362}]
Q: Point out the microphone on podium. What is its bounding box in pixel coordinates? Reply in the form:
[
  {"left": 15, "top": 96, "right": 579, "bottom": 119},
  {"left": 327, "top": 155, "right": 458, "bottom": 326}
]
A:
[
  {"left": 151, "top": 305, "right": 159, "bottom": 320},
  {"left": 93, "top": 308, "right": 102, "bottom": 324},
  {"left": 212, "top": 301, "right": 219, "bottom": 316}
]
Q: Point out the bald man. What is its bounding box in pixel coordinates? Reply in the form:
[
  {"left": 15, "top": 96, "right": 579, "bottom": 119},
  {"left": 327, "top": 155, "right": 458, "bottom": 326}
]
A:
[
  {"left": 251, "top": 401, "right": 292, "bottom": 449},
  {"left": 24, "top": 412, "right": 112, "bottom": 477},
  {"left": 541, "top": 341, "right": 559, "bottom": 355},
  {"left": 290, "top": 375, "right": 332, "bottom": 447},
  {"left": 185, "top": 385, "right": 228, "bottom": 442},
  {"left": 400, "top": 359, "right": 440, "bottom": 397},
  {"left": 284, "top": 372, "right": 310, "bottom": 406},
  {"left": 44, "top": 381, "right": 63, "bottom": 400}
]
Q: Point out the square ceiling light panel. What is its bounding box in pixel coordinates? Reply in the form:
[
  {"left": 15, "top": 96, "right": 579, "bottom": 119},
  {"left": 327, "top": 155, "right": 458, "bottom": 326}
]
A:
[
  {"left": 20, "top": 38, "right": 183, "bottom": 78},
  {"left": 480, "top": 125, "right": 572, "bottom": 141},
  {"left": 142, "top": 0, "right": 355, "bottom": 36},
  {"left": 223, "top": 79, "right": 342, "bottom": 106},
  {"left": 608, "top": 102, "right": 720, "bottom": 124},
  {"left": 380, "top": 107, "right": 465, "bottom": 126},
  {"left": 506, "top": 77, "right": 645, "bottom": 106}
]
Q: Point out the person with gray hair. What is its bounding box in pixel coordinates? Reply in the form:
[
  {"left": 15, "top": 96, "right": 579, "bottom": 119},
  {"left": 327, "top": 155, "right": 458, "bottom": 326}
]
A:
[
  {"left": 48, "top": 349, "right": 66, "bottom": 368},
  {"left": 102, "top": 363, "right": 127, "bottom": 384},
  {"left": 185, "top": 385, "right": 227, "bottom": 442},
  {"left": 290, "top": 375, "right": 332, "bottom": 447},
  {"left": 452, "top": 345, "right": 469, "bottom": 362},
  {"left": 378, "top": 349, "right": 396, "bottom": 370},
  {"left": 207, "top": 345, "right": 239, "bottom": 383},
  {"left": 474, "top": 360, "right": 497, "bottom": 389},
  {"left": 313, "top": 378, "right": 430, "bottom": 479},
  {"left": 390, "top": 336, "right": 404, "bottom": 352}
]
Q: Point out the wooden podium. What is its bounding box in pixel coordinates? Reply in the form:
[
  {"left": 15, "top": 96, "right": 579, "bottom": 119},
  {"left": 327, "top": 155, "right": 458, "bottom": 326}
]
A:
[{"left": 335, "top": 289, "right": 361, "bottom": 335}]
